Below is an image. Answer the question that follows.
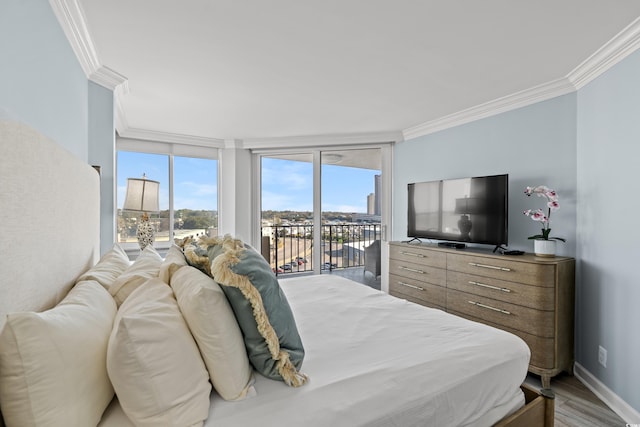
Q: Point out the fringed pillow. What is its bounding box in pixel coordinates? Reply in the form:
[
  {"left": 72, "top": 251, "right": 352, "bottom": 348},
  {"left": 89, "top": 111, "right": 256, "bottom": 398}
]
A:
[{"left": 189, "top": 235, "right": 308, "bottom": 387}]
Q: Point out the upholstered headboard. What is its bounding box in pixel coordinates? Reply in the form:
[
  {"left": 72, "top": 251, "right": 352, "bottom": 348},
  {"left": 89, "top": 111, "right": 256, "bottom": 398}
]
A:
[{"left": 0, "top": 120, "right": 100, "bottom": 332}]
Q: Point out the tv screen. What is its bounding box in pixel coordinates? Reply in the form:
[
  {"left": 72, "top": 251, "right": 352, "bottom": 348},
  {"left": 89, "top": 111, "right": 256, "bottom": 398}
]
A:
[{"left": 408, "top": 174, "right": 508, "bottom": 246}]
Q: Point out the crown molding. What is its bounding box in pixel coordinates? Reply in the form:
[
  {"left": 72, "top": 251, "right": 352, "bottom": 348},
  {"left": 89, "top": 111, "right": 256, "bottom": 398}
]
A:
[
  {"left": 90, "top": 66, "right": 128, "bottom": 92},
  {"left": 243, "top": 131, "right": 403, "bottom": 150},
  {"left": 224, "top": 139, "right": 244, "bottom": 149},
  {"left": 51, "top": 0, "right": 640, "bottom": 146},
  {"left": 402, "top": 77, "right": 575, "bottom": 141},
  {"left": 117, "top": 127, "right": 226, "bottom": 148},
  {"left": 49, "top": 0, "right": 99, "bottom": 77},
  {"left": 49, "top": 0, "right": 128, "bottom": 91},
  {"left": 114, "top": 90, "right": 128, "bottom": 135},
  {"left": 403, "top": 17, "right": 640, "bottom": 141},
  {"left": 568, "top": 16, "right": 640, "bottom": 90}
]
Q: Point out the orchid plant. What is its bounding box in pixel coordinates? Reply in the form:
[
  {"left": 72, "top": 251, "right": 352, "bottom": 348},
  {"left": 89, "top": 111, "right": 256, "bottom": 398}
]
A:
[{"left": 523, "top": 185, "right": 566, "bottom": 242}]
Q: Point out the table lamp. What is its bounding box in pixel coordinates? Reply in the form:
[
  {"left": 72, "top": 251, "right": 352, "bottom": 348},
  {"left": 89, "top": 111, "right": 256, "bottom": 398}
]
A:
[{"left": 123, "top": 174, "right": 160, "bottom": 250}]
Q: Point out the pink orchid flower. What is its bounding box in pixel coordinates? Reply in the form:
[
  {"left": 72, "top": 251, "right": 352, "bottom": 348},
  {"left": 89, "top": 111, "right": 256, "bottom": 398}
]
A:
[{"left": 523, "top": 185, "right": 565, "bottom": 242}]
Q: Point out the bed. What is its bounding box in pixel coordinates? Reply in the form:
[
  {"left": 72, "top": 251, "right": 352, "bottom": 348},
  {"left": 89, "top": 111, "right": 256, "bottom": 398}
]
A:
[{"left": 0, "top": 119, "right": 554, "bottom": 427}]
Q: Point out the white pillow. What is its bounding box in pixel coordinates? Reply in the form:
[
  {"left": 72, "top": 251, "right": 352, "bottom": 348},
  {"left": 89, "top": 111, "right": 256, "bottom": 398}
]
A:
[
  {"left": 107, "top": 278, "right": 211, "bottom": 427},
  {"left": 0, "top": 280, "right": 117, "bottom": 427},
  {"left": 171, "top": 266, "right": 255, "bottom": 401},
  {"left": 159, "top": 244, "right": 187, "bottom": 284},
  {"left": 77, "top": 243, "right": 130, "bottom": 289},
  {"left": 109, "top": 245, "right": 162, "bottom": 307}
]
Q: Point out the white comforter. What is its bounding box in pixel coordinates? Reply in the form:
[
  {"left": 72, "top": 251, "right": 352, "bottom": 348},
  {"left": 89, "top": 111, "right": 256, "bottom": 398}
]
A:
[{"left": 101, "top": 274, "right": 529, "bottom": 427}]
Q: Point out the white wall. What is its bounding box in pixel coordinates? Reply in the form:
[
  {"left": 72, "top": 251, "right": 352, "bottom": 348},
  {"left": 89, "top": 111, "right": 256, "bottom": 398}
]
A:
[
  {"left": 218, "top": 144, "right": 253, "bottom": 242},
  {"left": 576, "top": 48, "right": 640, "bottom": 414}
]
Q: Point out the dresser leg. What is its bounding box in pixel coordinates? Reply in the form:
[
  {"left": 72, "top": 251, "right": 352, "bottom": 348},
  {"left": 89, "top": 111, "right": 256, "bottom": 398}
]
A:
[{"left": 541, "top": 375, "right": 551, "bottom": 389}]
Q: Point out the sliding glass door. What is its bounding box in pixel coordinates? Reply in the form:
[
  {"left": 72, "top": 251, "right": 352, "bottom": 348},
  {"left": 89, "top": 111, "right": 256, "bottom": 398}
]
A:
[
  {"left": 259, "top": 148, "right": 384, "bottom": 284},
  {"left": 320, "top": 150, "right": 381, "bottom": 277},
  {"left": 260, "top": 154, "right": 314, "bottom": 274}
]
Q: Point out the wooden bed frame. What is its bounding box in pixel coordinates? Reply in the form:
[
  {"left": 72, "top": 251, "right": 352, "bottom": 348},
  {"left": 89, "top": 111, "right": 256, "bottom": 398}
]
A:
[
  {"left": 0, "top": 119, "right": 554, "bottom": 427},
  {"left": 495, "top": 385, "right": 555, "bottom": 427}
]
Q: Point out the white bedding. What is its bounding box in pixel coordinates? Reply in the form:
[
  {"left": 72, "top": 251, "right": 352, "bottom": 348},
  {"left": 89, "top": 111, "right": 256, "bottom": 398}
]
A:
[{"left": 100, "top": 275, "right": 529, "bottom": 427}]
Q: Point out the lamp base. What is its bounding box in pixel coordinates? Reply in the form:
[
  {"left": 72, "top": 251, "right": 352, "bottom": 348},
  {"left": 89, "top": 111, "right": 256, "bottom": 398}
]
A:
[{"left": 136, "top": 217, "right": 155, "bottom": 251}]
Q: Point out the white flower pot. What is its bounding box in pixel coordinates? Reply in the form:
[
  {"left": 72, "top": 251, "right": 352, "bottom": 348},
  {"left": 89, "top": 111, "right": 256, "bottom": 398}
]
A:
[{"left": 534, "top": 239, "right": 556, "bottom": 257}]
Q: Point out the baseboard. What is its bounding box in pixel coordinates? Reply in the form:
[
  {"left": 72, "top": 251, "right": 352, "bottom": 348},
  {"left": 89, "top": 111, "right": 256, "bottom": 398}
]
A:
[{"left": 574, "top": 362, "right": 640, "bottom": 423}]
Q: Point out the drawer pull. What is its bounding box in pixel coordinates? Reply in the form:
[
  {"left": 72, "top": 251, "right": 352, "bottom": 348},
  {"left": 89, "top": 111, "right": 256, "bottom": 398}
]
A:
[
  {"left": 398, "top": 265, "right": 425, "bottom": 274},
  {"left": 469, "top": 281, "right": 511, "bottom": 293},
  {"left": 468, "top": 300, "right": 511, "bottom": 315},
  {"left": 468, "top": 262, "right": 511, "bottom": 272},
  {"left": 398, "top": 281, "right": 424, "bottom": 291},
  {"left": 400, "top": 251, "right": 425, "bottom": 258}
]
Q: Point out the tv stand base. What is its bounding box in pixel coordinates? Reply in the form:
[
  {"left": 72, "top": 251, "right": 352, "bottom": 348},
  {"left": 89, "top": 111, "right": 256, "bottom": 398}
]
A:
[{"left": 437, "top": 242, "right": 466, "bottom": 249}]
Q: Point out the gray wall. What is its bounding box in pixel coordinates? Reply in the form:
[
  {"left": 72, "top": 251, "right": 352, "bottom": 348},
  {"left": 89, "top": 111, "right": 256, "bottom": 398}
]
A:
[
  {"left": 576, "top": 49, "right": 640, "bottom": 411},
  {"left": 393, "top": 93, "right": 578, "bottom": 257},
  {"left": 0, "top": 0, "right": 88, "bottom": 160},
  {"left": 88, "top": 82, "right": 116, "bottom": 255},
  {"left": 394, "top": 51, "right": 640, "bottom": 413}
]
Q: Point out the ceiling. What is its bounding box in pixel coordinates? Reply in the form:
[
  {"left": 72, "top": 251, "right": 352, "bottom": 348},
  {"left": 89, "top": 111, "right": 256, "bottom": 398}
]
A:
[{"left": 77, "top": 1, "right": 640, "bottom": 143}]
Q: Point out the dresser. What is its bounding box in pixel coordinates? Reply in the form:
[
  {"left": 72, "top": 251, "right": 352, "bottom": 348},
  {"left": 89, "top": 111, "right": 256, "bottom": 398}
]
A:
[{"left": 389, "top": 241, "right": 575, "bottom": 388}]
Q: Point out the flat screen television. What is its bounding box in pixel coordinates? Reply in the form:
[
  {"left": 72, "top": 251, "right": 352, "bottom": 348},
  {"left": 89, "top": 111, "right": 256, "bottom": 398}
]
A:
[{"left": 407, "top": 174, "right": 508, "bottom": 247}]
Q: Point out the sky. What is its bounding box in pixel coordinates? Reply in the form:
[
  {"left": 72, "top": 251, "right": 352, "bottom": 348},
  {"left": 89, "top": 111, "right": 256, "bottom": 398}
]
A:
[{"left": 117, "top": 152, "right": 380, "bottom": 213}]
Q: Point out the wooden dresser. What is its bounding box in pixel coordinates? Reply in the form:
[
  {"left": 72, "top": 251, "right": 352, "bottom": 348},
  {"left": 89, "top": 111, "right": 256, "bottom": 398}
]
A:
[{"left": 389, "top": 241, "right": 575, "bottom": 388}]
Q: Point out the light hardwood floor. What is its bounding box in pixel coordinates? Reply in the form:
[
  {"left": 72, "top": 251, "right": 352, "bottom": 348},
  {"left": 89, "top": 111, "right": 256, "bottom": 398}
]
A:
[{"left": 526, "top": 373, "right": 627, "bottom": 426}]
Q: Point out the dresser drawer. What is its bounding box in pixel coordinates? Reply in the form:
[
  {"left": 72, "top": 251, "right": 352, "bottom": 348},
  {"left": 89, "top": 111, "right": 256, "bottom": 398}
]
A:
[
  {"left": 447, "top": 289, "right": 554, "bottom": 338},
  {"left": 389, "top": 273, "right": 446, "bottom": 308},
  {"left": 389, "top": 258, "right": 446, "bottom": 286},
  {"left": 449, "top": 309, "right": 555, "bottom": 369},
  {"left": 447, "top": 270, "right": 555, "bottom": 311},
  {"left": 390, "top": 244, "right": 446, "bottom": 269},
  {"left": 446, "top": 253, "right": 555, "bottom": 287}
]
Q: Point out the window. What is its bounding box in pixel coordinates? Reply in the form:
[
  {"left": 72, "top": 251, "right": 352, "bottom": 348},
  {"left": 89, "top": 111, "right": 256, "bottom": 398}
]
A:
[
  {"left": 259, "top": 148, "right": 383, "bottom": 277},
  {"left": 116, "top": 139, "right": 218, "bottom": 251}
]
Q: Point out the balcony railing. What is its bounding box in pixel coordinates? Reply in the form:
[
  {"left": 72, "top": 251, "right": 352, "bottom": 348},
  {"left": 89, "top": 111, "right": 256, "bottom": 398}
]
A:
[{"left": 260, "top": 223, "right": 380, "bottom": 276}]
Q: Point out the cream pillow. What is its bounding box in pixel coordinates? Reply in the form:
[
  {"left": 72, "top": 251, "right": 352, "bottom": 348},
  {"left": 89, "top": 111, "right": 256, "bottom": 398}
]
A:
[
  {"left": 77, "top": 243, "right": 130, "bottom": 289},
  {"left": 107, "top": 278, "right": 211, "bottom": 427},
  {"left": 0, "top": 280, "right": 117, "bottom": 427},
  {"left": 109, "top": 245, "right": 162, "bottom": 306},
  {"left": 171, "top": 266, "right": 255, "bottom": 401},
  {"left": 159, "top": 244, "right": 187, "bottom": 284}
]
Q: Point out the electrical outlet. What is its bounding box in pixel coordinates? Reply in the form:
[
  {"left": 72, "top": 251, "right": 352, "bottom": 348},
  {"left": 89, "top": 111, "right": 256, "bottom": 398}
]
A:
[{"left": 598, "top": 345, "right": 607, "bottom": 368}]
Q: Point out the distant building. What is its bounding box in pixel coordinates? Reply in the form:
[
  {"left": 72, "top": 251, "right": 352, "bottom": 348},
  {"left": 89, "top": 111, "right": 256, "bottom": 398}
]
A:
[
  {"left": 367, "top": 193, "right": 375, "bottom": 214},
  {"left": 374, "top": 174, "right": 381, "bottom": 216}
]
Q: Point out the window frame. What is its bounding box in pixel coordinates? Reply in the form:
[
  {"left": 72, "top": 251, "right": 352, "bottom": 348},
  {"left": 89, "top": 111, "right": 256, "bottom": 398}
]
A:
[
  {"left": 252, "top": 144, "right": 391, "bottom": 276},
  {"left": 116, "top": 137, "right": 219, "bottom": 253}
]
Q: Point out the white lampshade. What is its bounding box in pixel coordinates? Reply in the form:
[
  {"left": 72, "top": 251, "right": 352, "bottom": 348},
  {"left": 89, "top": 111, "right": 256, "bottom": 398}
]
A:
[{"left": 123, "top": 176, "right": 160, "bottom": 213}]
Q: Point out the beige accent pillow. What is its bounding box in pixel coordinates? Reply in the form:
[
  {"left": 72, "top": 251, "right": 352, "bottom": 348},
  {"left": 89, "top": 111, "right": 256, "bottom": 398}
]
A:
[
  {"left": 107, "top": 278, "right": 211, "bottom": 427},
  {"left": 159, "top": 244, "right": 187, "bottom": 284},
  {"left": 77, "top": 243, "right": 130, "bottom": 289},
  {"left": 171, "top": 266, "right": 255, "bottom": 401},
  {"left": 0, "top": 280, "right": 117, "bottom": 427},
  {"left": 109, "top": 245, "right": 162, "bottom": 307}
]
